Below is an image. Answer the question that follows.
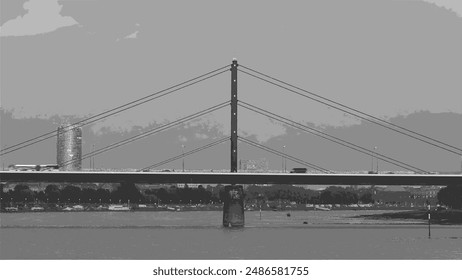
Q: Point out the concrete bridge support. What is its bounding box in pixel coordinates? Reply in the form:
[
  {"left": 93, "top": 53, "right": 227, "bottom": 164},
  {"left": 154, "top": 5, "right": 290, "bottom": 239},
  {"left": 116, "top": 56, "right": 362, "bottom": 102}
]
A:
[{"left": 222, "top": 185, "right": 244, "bottom": 227}]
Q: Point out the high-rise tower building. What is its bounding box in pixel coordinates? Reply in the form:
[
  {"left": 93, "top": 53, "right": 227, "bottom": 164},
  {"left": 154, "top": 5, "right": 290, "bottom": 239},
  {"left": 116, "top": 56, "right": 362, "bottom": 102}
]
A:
[{"left": 57, "top": 124, "right": 82, "bottom": 171}]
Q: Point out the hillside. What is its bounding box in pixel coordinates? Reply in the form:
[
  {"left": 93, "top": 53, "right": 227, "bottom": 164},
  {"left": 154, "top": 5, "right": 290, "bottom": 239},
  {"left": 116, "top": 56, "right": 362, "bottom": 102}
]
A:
[{"left": 1, "top": 109, "right": 461, "bottom": 172}]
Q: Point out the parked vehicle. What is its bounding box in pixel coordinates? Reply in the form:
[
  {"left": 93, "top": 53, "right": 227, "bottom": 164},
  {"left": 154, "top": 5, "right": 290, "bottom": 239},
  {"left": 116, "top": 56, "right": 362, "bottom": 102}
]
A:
[{"left": 108, "top": 204, "right": 130, "bottom": 211}]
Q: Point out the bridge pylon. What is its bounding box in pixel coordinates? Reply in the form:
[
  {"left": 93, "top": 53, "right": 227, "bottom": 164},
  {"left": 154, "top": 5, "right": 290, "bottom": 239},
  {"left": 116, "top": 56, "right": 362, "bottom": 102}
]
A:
[
  {"left": 224, "top": 59, "right": 245, "bottom": 227},
  {"left": 231, "top": 59, "right": 238, "bottom": 173}
]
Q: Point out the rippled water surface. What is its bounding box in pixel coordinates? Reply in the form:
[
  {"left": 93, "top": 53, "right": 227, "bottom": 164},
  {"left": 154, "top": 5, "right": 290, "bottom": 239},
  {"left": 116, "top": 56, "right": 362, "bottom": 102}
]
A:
[{"left": 1, "top": 210, "right": 461, "bottom": 259}]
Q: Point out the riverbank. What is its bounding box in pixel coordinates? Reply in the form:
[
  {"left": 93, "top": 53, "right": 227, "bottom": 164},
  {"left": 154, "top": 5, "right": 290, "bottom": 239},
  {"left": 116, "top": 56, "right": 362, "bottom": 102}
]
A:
[
  {"left": 2, "top": 202, "right": 422, "bottom": 213},
  {"left": 1, "top": 203, "right": 223, "bottom": 212},
  {"left": 358, "top": 209, "right": 462, "bottom": 225}
]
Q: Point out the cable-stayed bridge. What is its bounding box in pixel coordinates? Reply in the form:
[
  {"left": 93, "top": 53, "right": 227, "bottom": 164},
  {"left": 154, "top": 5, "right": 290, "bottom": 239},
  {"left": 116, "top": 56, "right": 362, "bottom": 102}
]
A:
[
  {"left": 1, "top": 171, "right": 460, "bottom": 186},
  {"left": 1, "top": 59, "right": 461, "bottom": 182},
  {"left": 1, "top": 59, "right": 461, "bottom": 226}
]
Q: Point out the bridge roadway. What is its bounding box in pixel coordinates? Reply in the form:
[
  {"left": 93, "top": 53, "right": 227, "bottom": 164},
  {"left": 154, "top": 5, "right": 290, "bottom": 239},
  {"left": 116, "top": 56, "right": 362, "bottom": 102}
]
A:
[{"left": 0, "top": 171, "right": 461, "bottom": 186}]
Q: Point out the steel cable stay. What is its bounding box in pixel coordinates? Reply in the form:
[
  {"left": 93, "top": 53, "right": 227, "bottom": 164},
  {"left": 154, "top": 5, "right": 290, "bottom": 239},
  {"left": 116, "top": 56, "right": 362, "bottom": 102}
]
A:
[
  {"left": 238, "top": 137, "right": 332, "bottom": 174},
  {"left": 238, "top": 101, "right": 428, "bottom": 174},
  {"left": 139, "top": 137, "right": 230, "bottom": 171},
  {"left": 239, "top": 65, "right": 462, "bottom": 154},
  {"left": 1, "top": 65, "right": 230, "bottom": 157},
  {"left": 61, "top": 101, "right": 230, "bottom": 168},
  {"left": 239, "top": 101, "right": 427, "bottom": 173},
  {"left": 238, "top": 66, "right": 462, "bottom": 156}
]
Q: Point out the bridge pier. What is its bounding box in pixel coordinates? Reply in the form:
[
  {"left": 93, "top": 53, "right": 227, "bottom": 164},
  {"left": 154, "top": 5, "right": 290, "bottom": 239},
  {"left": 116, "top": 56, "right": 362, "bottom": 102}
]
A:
[{"left": 222, "top": 185, "right": 244, "bottom": 227}]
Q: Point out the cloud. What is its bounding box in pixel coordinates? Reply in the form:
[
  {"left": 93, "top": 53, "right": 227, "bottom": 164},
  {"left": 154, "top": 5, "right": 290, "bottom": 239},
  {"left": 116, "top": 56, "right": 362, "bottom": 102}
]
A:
[
  {"left": 407, "top": 0, "right": 462, "bottom": 17},
  {"left": 194, "top": 133, "right": 209, "bottom": 140},
  {"left": 426, "top": 0, "right": 462, "bottom": 16},
  {"left": 116, "top": 23, "right": 140, "bottom": 41},
  {"left": 0, "top": 0, "right": 78, "bottom": 37},
  {"left": 124, "top": 30, "right": 139, "bottom": 39}
]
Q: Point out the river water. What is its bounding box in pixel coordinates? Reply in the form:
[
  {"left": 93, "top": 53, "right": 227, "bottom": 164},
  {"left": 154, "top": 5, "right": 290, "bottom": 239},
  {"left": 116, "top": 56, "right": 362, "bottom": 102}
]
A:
[{"left": 1, "top": 210, "right": 461, "bottom": 259}]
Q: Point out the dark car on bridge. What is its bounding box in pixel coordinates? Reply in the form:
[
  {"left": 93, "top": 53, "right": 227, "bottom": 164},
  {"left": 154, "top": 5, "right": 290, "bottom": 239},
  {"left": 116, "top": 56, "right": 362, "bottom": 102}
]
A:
[{"left": 290, "top": 168, "right": 307, "bottom": 173}]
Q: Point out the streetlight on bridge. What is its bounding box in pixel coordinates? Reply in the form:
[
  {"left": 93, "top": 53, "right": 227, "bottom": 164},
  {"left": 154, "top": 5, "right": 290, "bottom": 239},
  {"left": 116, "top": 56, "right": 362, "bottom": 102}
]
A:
[
  {"left": 282, "top": 145, "right": 286, "bottom": 173},
  {"left": 371, "top": 146, "right": 375, "bottom": 173},
  {"left": 371, "top": 146, "right": 379, "bottom": 174},
  {"left": 181, "top": 144, "right": 185, "bottom": 172}
]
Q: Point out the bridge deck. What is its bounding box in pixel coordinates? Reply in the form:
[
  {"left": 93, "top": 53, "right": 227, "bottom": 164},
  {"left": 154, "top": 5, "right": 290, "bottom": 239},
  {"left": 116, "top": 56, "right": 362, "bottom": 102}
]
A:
[{"left": 1, "top": 171, "right": 461, "bottom": 185}]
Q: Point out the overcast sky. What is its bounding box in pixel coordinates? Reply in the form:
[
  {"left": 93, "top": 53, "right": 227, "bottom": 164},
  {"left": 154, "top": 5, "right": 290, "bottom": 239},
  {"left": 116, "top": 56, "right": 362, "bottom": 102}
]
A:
[{"left": 1, "top": 0, "right": 461, "bottom": 171}]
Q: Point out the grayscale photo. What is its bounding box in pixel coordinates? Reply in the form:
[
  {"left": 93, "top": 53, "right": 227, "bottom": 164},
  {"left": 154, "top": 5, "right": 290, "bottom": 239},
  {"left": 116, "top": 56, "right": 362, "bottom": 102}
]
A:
[{"left": 1, "top": 0, "right": 461, "bottom": 261}]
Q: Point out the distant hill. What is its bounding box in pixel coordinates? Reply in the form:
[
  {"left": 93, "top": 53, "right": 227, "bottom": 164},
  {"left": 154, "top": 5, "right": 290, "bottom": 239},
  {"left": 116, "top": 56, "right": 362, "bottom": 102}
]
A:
[{"left": 1, "top": 109, "right": 461, "bottom": 172}]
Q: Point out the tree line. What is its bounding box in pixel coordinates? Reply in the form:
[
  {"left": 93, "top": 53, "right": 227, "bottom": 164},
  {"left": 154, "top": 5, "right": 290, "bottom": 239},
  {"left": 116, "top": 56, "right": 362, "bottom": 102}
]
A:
[
  {"left": 1, "top": 183, "right": 372, "bottom": 205},
  {"left": 0, "top": 183, "right": 223, "bottom": 204},
  {"left": 437, "top": 184, "right": 462, "bottom": 209},
  {"left": 1, "top": 183, "right": 143, "bottom": 204},
  {"left": 1, "top": 183, "right": 460, "bottom": 209}
]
